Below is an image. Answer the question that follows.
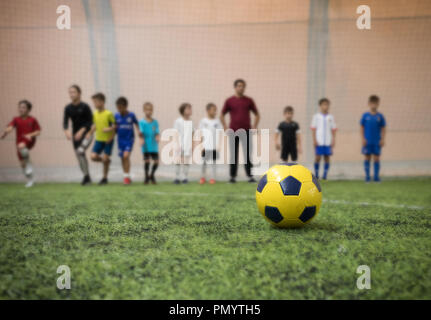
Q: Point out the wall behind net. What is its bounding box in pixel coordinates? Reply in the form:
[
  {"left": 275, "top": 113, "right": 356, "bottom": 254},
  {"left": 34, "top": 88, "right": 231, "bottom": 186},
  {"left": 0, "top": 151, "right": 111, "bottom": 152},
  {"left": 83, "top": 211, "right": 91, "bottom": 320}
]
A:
[{"left": 0, "top": 0, "right": 430, "bottom": 180}]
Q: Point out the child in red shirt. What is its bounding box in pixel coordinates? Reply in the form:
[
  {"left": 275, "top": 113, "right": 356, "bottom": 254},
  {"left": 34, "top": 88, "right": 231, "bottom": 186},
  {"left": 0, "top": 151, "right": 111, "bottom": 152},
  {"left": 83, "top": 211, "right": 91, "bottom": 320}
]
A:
[{"left": 1, "top": 100, "right": 41, "bottom": 187}]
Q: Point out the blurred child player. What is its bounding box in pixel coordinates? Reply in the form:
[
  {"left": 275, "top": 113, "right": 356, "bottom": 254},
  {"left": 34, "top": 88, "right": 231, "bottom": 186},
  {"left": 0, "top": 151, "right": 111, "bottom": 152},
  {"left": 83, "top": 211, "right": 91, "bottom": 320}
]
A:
[
  {"left": 115, "top": 97, "right": 139, "bottom": 185},
  {"left": 88, "top": 93, "right": 116, "bottom": 185},
  {"left": 199, "top": 103, "right": 223, "bottom": 184},
  {"left": 360, "top": 95, "right": 386, "bottom": 182},
  {"left": 275, "top": 106, "right": 302, "bottom": 162},
  {"left": 1, "top": 100, "right": 41, "bottom": 187},
  {"left": 139, "top": 102, "right": 160, "bottom": 184},
  {"left": 311, "top": 98, "right": 337, "bottom": 180},
  {"left": 173, "top": 103, "right": 193, "bottom": 184}
]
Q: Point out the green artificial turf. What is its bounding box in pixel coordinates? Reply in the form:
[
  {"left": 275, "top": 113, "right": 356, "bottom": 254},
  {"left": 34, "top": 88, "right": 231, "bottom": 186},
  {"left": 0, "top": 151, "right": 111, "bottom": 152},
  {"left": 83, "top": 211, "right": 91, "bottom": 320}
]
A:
[{"left": 0, "top": 179, "right": 430, "bottom": 299}]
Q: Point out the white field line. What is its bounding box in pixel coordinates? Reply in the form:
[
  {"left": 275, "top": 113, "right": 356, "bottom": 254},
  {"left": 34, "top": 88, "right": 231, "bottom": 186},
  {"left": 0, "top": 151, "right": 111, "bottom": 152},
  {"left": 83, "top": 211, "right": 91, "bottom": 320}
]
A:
[{"left": 143, "top": 191, "right": 429, "bottom": 211}]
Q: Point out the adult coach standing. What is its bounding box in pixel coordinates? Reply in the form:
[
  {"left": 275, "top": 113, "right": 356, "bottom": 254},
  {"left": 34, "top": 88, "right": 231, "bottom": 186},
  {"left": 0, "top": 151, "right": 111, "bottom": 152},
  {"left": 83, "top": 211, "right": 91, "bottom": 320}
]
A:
[
  {"left": 63, "top": 85, "right": 93, "bottom": 185},
  {"left": 221, "top": 79, "right": 260, "bottom": 183}
]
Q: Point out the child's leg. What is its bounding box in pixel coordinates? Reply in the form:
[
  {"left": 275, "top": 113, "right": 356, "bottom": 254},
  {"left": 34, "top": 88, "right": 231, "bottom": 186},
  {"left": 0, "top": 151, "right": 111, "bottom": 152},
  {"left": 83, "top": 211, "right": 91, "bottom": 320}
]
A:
[
  {"left": 201, "top": 159, "right": 207, "bottom": 179},
  {"left": 364, "top": 155, "right": 371, "bottom": 181},
  {"left": 211, "top": 162, "right": 217, "bottom": 181},
  {"left": 102, "top": 154, "right": 111, "bottom": 179},
  {"left": 323, "top": 155, "right": 330, "bottom": 179},
  {"left": 17, "top": 143, "right": 34, "bottom": 185},
  {"left": 182, "top": 164, "right": 190, "bottom": 181},
  {"left": 91, "top": 153, "right": 102, "bottom": 162},
  {"left": 373, "top": 155, "right": 380, "bottom": 181},
  {"left": 314, "top": 155, "right": 321, "bottom": 178},
  {"left": 175, "top": 164, "right": 181, "bottom": 181},
  {"left": 122, "top": 151, "right": 131, "bottom": 177},
  {"left": 76, "top": 150, "right": 90, "bottom": 176},
  {"left": 150, "top": 158, "right": 158, "bottom": 179},
  {"left": 17, "top": 142, "right": 31, "bottom": 174},
  {"left": 144, "top": 160, "right": 150, "bottom": 180}
]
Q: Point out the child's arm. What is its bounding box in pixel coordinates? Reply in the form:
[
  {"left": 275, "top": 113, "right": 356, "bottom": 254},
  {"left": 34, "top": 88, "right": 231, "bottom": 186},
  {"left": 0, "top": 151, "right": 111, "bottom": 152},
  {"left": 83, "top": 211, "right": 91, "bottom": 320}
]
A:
[
  {"left": 360, "top": 125, "right": 366, "bottom": 146},
  {"left": 102, "top": 125, "right": 116, "bottom": 133},
  {"left": 107, "top": 126, "right": 116, "bottom": 142},
  {"left": 24, "top": 130, "right": 41, "bottom": 141},
  {"left": 86, "top": 124, "right": 96, "bottom": 139},
  {"left": 0, "top": 125, "right": 14, "bottom": 139},
  {"left": 331, "top": 129, "right": 336, "bottom": 148},
  {"left": 220, "top": 113, "right": 228, "bottom": 130},
  {"left": 380, "top": 127, "right": 386, "bottom": 147},
  {"left": 74, "top": 127, "right": 87, "bottom": 141},
  {"left": 297, "top": 133, "right": 302, "bottom": 154},
  {"left": 312, "top": 129, "right": 317, "bottom": 147},
  {"left": 274, "top": 132, "right": 280, "bottom": 150}
]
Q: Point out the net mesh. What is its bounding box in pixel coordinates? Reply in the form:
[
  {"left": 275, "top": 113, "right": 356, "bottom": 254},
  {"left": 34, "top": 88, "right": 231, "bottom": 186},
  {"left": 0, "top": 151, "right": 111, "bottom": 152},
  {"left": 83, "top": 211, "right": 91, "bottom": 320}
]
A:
[{"left": 0, "top": 0, "right": 430, "bottom": 180}]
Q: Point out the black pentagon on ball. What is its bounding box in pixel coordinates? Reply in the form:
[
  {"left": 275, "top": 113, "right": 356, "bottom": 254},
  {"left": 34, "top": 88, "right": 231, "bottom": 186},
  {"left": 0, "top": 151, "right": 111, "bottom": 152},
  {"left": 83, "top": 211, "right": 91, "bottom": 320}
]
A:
[
  {"left": 299, "top": 206, "right": 316, "bottom": 223},
  {"left": 256, "top": 174, "right": 267, "bottom": 193},
  {"left": 312, "top": 174, "right": 322, "bottom": 192},
  {"left": 279, "top": 176, "right": 302, "bottom": 196},
  {"left": 265, "top": 206, "right": 283, "bottom": 223}
]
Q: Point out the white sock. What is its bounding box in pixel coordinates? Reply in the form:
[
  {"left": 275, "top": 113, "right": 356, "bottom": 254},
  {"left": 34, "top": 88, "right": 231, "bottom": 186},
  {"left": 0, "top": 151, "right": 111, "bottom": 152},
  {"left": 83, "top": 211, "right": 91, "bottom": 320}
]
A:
[
  {"left": 211, "top": 163, "right": 217, "bottom": 180},
  {"left": 201, "top": 162, "right": 207, "bottom": 179},
  {"left": 175, "top": 164, "right": 181, "bottom": 180},
  {"left": 183, "top": 164, "right": 189, "bottom": 180}
]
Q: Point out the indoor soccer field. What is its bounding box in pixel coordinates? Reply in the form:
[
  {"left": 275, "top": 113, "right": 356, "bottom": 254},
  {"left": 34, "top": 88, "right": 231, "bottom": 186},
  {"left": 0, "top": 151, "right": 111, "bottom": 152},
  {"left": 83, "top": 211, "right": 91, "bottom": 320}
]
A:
[{"left": 1, "top": 179, "right": 430, "bottom": 300}]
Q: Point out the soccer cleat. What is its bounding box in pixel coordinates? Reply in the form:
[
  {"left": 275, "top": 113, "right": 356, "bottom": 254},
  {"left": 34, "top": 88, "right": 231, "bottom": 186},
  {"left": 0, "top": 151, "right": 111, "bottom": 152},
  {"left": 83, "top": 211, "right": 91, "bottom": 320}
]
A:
[
  {"left": 151, "top": 176, "right": 157, "bottom": 185},
  {"left": 123, "top": 177, "right": 131, "bottom": 185},
  {"left": 144, "top": 177, "right": 150, "bottom": 185},
  {"left": 229, "top": 178, "right": 236, "bottom": 184},
  {"left": 173, "top": 179, "right": 181, "bottom": 184},
  {"left": 81, "top": 175, "right": 91, "bottom": 186},
  {"left": 199, "top": 177, "right": 206, "bottom": 185},
  {"left": 365, "top": 176, "right": 371, "bottom": 183},
  {"left": 374, "top": 177, "right": 381, "bottom": 183},
  {"left": 209, "top": 179, "right": 216, "bottom": 184},
  {"left": 182, "top": 179, "right": 188, "bottom": 184},
  {"left": 25, "top": 180, "right": 34, "bottom": 188},
  {"left": 98, "top": 178, "right": 108, "bottom": 185},
  {"left": 248, "top": 177, "right": 256, "bottom": 183}
]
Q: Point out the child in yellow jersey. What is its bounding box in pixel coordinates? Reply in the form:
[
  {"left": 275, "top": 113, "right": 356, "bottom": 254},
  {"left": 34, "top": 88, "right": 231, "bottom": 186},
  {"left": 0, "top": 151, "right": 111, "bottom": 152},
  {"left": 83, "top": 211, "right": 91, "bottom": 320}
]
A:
[{"left": 87, "top": 93, "right": 116, "bottom": 185}]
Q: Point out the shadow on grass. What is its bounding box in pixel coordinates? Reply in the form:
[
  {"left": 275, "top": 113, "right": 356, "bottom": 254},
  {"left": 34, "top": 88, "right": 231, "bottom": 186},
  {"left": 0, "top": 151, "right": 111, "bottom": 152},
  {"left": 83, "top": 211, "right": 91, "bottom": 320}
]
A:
[{"left": 269, "top": 221, "right": 339, "bottom": 233}]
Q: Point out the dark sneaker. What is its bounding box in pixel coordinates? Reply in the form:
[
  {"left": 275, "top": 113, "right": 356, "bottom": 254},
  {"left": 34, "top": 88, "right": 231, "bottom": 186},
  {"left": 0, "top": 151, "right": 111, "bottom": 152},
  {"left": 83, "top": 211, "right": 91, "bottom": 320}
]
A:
[
  {"left": 229, "top": 178, "right": 236, "bottom": 184},
  {"left": 182, "top": 179, "right": 188, "bottom": 184},
  {"left": 248, "top": 177, "right": 256, "bottom": 183},
  {"left": 173, "top": 179, "right": 181, "bottom": 184},
  {"left": 98, "top": 178, "right": 108, "bottom": 185},
  {"left": 81, "top": 175, "right": 91, "bottom": 186}
]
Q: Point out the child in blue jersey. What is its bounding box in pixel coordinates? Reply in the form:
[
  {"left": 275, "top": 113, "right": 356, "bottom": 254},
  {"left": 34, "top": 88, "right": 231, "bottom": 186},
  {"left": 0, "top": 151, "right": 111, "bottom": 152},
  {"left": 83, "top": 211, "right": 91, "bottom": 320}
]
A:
[
  {"left": 139, "top": 102, "right": 160, "bottom": 184},
  {"left": 115, "top": 97, "right": 139, "bottom": 185},
  {"left": 360, "top": 95, "right": 386, "bottom": 182}
]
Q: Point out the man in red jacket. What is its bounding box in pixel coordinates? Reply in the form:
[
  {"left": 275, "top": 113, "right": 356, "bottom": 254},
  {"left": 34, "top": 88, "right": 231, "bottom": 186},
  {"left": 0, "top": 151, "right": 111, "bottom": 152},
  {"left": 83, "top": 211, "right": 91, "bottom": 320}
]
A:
[
  {"left": 1, "top": 100, "right": 41, "bottom": 187},
  {"left": 221, "top": 79, "right": 260, "bottom": 183}
]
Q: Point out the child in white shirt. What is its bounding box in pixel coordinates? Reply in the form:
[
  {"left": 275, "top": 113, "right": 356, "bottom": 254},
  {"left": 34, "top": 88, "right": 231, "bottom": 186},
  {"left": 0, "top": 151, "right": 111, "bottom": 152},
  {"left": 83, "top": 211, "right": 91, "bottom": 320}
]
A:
[
  {"left": 198, "top": 103, "right": 223, "bottom": 184},
  {"left": 310, "top": 98, "right": 337, "bottom": 180}
]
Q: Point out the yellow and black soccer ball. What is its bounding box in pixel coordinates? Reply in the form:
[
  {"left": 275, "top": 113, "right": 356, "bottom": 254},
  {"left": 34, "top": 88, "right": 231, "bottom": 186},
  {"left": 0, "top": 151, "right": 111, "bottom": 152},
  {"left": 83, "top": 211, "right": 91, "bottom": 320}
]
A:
[{"left": 256, "top": 163, "right": 322, "bottom": 228}]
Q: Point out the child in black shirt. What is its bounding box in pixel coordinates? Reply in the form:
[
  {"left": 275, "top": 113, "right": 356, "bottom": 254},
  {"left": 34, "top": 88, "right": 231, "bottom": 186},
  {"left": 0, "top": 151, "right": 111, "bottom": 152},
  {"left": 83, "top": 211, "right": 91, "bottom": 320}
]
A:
[{"left": 275, "top": 106, "right": 302, "bottom": 162}]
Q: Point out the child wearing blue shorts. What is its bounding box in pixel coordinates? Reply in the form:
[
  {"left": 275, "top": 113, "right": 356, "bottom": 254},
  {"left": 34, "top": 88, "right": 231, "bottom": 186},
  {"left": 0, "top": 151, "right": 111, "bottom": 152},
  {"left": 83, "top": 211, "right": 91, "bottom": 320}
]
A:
[
  {"left": 311, "top": 98, "right": 337, "bottom": 180},
  {"left": 360, "top": 95, "right": 386, "bottom": 182},
  {"left": 115, "top": 97, "right": 139, "bottom": 185}
]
